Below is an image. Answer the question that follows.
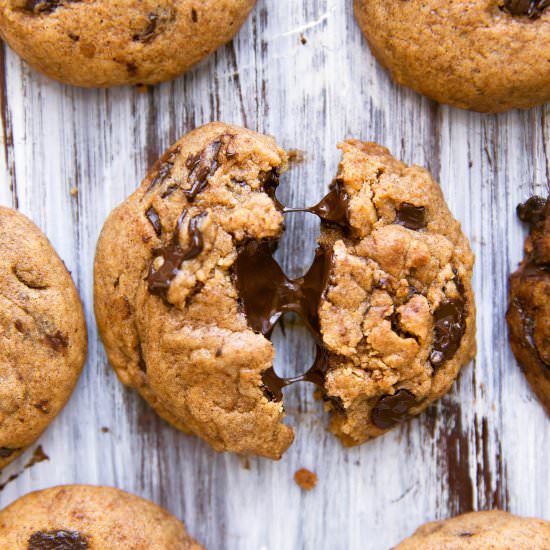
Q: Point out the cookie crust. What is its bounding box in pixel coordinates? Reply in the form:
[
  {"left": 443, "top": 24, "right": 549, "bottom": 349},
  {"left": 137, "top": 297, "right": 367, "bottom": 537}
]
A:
[
  {"left": 354, "top": 0, "right": 550, "bottom": 112},
  {"left": 395, "top": 510, "right": 550, "bottom": 549},
  {"left": 0, "top": 207, "right": 87, "bottom": 469},
  {"left": 0, "top": 485, "right": 202, "bottom": 549}
]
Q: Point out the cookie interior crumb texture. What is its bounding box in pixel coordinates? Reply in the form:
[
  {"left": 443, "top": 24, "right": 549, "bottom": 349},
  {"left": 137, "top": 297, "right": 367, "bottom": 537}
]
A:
[
  {"left": 507, "top": 196, "right": 550, "bottom": 416},
  {"left": 0, "top": 0, "right": 256, "bottom": 87},
  {"left": 0, "top": 485, "right": 204, "bottom": 549},
  {"left": 94, "top": 122, "right": 476, "bottom": 459},
  {"left": 0, "top": 207, "right": 87, "bottom": 469},
  {"left": 354, "top": 0, "right": 550, "bottom": 112},
  {"left": 394, "top": 510, "right": 550, "bottom": 549}
]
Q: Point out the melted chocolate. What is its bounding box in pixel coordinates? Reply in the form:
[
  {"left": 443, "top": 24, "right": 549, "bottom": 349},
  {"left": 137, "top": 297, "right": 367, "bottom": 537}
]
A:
[
  {"left": 503, "top": 0, "right": 549, "bottom": 18},
  {"left": 183, "top": 134, "right": 234, "bottom": 201},
  {"left": 234, "top": 241, "right": 334, "bottom": 401},
  {"left": 395, "top": 203, "right": 427, "bottom": 230},
  {"left": 145, "top": 206, "right": 161, "bottom": 236},
  {"left": 259, "top": 169, "right": 283, "bottom": 210},
  {"left": 147, "top": 210, "right": 206, "bottom": 300},
  {"left": 285, "top": 178, "right": 350, "bottom": 229},
  {"left": 28, "top": 530, "right": 88, "bottom": 550},
  {"left": 371, "top": 389, "right": 417, "bottom": 429}
]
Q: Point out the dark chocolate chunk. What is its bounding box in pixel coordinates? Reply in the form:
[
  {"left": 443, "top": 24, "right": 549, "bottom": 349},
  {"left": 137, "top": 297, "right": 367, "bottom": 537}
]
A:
[
  {"left": 183, "top": 134, "right": 234, "bottom": 201},
  {"left": 371, "top": 389, "right": 416, "bottom": 429},
  {"left": 24, "top": 0, "right": 74, "bottom": 14},
  {"left": 502, "top": 0, "right": 550, "bottom": 18},
  {"left": 45, "top": 331, "right": 68, "bottom": 352},
  {"left": 0, "top": 447, "right": 18, "bottom": 458},
  {"left": 145, "top": 206, "right": 162, "bottom": 236},
  {"left": 146, "top": 147, "right": 180, "bottom": 193},
  {"left": 133, "top": 13, "right": 158, "bottom": 42},
  {"left": 430, "top": 296, "right": 467, "bottom": 368},
  {"left": 517, "top": 195, "right": 548, "bottom": 228},
  {"left": 259, "top": 169, "right": 283, "bottom": 210},
  {"left": 395, "top": 203, "right": 427, "bottom": 230},
  {"left": 28, "top": 530, "right": 89, "bottom": 549},
  {"left": 147, "top": 210, "right": 206, "bottom": 300}
]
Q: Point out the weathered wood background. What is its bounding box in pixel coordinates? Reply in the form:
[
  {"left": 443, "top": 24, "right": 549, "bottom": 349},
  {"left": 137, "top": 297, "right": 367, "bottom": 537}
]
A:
[{"left": 1, "top": 1, "right": 549, "bottom": 549}]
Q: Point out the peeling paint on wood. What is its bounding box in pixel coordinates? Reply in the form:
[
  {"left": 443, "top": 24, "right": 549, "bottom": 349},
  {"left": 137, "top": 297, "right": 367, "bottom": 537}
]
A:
[{"left": 0, "top": 1, "right": 549, "bottom": 549}]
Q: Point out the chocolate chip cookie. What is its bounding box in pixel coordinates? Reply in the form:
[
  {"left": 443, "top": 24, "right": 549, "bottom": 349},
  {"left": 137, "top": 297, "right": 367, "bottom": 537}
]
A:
[
  {"left": 0, "top": 207, "right": 87, "bottom": 469},
  {"left": 0, "top": 0, "right": 255, "bottom": 87},
  {"left": 94, "top": 123, "right": 475, "bottom": 459},
  {"left": 394, "top": 510, "right": 550, "bottom": 549},
  {"left": 0, "top": 485, "right": 203, "bottom": 549},
  {"left": 354, "top": 1, "right": 550, "bottom": 112},
  {"left": 507, "top": 196, "right": 550, "bottom": 414}
]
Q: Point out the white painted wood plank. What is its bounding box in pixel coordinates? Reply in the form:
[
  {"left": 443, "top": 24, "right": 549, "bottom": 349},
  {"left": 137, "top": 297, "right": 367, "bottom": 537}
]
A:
[{"left": 0, "top": 1, "right": 549, "bottom": 549}]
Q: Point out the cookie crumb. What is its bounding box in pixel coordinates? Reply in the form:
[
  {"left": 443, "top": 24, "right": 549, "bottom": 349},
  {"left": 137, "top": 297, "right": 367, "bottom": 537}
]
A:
[
  {"left": 300, "top": 34, "right": 307, "bottom": 45},
  {"left": 238, "top": 455, "right": 251, "bottom": 470},
  {"left": 70, "top": 186, "right": 79, "bottom": 197},
  {"left": 101, "top": 426, "right": 110, "bottom": 433},
  {"left": 294, "top": 468, "right": 317, "bottom": 491},
  {"left": 288, "top": 149, "right": 305, "bottom": 164}
]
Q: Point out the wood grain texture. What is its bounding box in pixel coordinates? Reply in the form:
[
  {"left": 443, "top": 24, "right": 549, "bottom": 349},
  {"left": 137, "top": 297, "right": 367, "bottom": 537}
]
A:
[{"left": 1, "top": 1, "right": 550, "bottom": 549}]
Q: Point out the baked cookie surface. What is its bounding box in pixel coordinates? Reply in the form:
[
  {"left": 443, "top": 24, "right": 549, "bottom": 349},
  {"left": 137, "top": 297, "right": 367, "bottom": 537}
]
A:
[
  {"left": 0, "top": 485, "right": 203, "bottom": 549},
  {"left": 354, "top": 0, "right": 550, "bottom": 112},
  {"left": 0, "top": 0, "right": 255, "bottom": 87},
  {"left": 0, "top": 207, "right": 87, "bottom": 469},
  {"left": 507, "top": 196, "right": 550, "bottom": 414},
  {"left": 395, "top": 510, "right": 550, "bottom": 549},
  {"left": 94, "top": 122, "right": 475, "bottom": 459}
]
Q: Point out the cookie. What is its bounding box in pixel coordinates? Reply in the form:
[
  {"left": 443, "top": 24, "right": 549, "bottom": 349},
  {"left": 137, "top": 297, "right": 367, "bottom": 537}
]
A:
[
  {"left": 0, "top": 207, "right": 87, "bottom": 469},
  {"left": 94, "top": 122, "right": 475, "bottom": 459},
  {"left": 507, "top": 196, "right": 550, "bottom": 415},
  {"left": 354, "top": 1, "right": 550, "bottom": 112},
  {"left": 394, "top": 510, "right": 550, "bottom": 549},
  {"left": 0, "top": 0, "right": 255, "bottom": 87},
  {"left": 0, "top": 485, "right": 203, "bottom": 549}
]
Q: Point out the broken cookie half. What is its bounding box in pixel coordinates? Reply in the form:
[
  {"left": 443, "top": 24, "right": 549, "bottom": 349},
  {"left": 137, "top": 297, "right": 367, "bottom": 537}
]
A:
[{"left": 94, "top": 122, "right": 476, "bottom": 459}]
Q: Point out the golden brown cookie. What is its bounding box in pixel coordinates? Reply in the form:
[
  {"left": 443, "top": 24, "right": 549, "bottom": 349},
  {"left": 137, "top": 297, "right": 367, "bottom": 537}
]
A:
[
  {"left": 507, "top": 196, "right": 550, "bottom": 415},
  {"left": 354, "top": 1, "right": 550, "bottom": 112},
  {"left": 94, "top": 123, "right": 475, "bottom": 459},
  {"left": 0, "top": 0, "right": 255, "bottom": 87},
  {"left": 0, "top": 485, "right": 203, "bottom": 549},
  {"left": 394, "top": 510, "right": 550, "bottom": 549},
  {"left": 0, "top": 207, "right": 87, "bottom": 469}
]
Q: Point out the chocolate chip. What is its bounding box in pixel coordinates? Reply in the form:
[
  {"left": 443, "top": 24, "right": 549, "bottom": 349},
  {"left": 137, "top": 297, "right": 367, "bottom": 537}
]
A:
[
  {"left": 0, "top": 447, "right": 19, "bottom": 458},
  {"left": 183, "top": 134, "right": 235, "bottom": 201},
  {"left": 126, "top": 63, "right": 138, "bottom": 76},
  {"left": 502, "top": 0, "right": 550, "bottom": 18},
  {"left": 34, "top": 400, "right": 50, "bottom": 413},
  {"left": 14, "top": 320, "right": 25, "bottom": 333},
  {"left": 191, "top": 8, "right": 198, "bottom": 22},
  {"left": 28, "top": 530, "right": 89, "bottom": 550},
  {"left": 395, "top": 203, "right": 427, "bottom": 230},
  {"left": 146, "top": 147, "right": 180, "bottom": 193},
  {"left": 430, "top": 293, "right": 467, "bottom": 368},
  {"left": 145, "top": 206, "right": 162, "bottom": 236},
  {"left": 147, "top": 210, "right": 206, "bottom": 300},
  {"left": 371, "top": 390, "right": 416, "bottom": 429},
  {"left": 45, "top": 331, "right": 68, "bottom": 352},
  {"left": 133, "top": 13, "right": 158, "bottom": 42}
]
